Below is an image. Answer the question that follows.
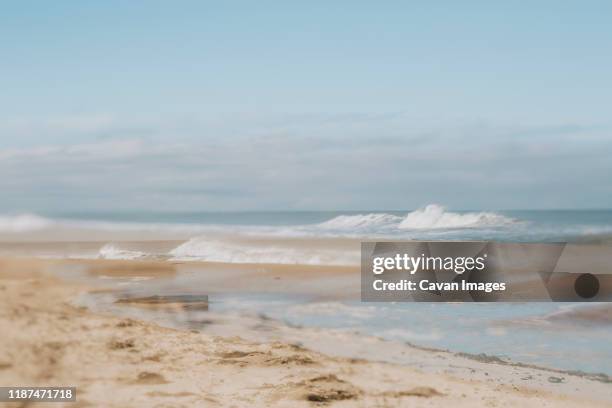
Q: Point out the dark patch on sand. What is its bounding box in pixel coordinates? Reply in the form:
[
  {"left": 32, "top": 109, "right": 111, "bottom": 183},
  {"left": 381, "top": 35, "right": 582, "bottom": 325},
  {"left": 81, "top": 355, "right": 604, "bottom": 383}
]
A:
[
  {"left": 108, "top": 338, "right": 135, "bottom": 350},
  {"left": 132, "top": 371, "right": 168, "bottom": 385},
  {"left": 300, "top": 374, "right": 361, "bottom": 403},
  {"left": 116, "top": 294, "right": 208, "bottom": 311}
]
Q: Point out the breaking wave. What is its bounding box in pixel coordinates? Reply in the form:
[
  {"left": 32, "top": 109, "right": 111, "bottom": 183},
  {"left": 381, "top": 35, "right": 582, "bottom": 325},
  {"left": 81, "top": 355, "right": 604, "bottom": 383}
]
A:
[
  {"left": 97, "top": 243, "right": 148, "bottom": 260},
  {"left": 169, "top": 237, "right": 359, "bottom": 266},
  {"left": 316, "top": 213, "right": 401, "bottom": 230},
  {"left": 316, "top": 204, "right": 516, "bottom": 232},
  {"left": 397, "top": 204, "right": 516, "bottom": 230}
]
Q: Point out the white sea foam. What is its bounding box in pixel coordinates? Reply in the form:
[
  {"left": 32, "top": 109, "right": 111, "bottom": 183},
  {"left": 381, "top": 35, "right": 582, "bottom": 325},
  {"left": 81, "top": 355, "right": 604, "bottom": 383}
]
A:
[
  {"left": 315, "top": 204, "right": 515, "bottom": 232},
  {"left": 398, "top": 204, "right": 515, "bottom": 230},
  {"left": 317, "top": 213, "right": 401, "bottom": 230},
  {"left": 97, "top": 243, "right": 148, "bottom": 260},
  {"left": 169, "top": 237, "right": 359, "bottom": 265},
  {"left": 0, "top": 214, "right": 54, "bottom": 232}
]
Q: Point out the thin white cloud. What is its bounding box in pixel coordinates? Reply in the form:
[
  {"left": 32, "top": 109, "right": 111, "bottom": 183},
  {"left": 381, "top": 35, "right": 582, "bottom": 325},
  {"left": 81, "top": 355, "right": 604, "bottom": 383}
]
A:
[{"left": 0, "top": 114, "right": 610, "bottom": 211}]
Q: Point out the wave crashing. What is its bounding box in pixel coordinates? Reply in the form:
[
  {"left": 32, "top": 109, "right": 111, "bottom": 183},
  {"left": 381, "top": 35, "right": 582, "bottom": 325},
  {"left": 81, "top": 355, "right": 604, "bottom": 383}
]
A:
[
  {"left": 97, "top": 244, "right": 148, "bottom": 260},
  {"left": 398, "top": 204, "right": 515, "bottom": 230},
  {"left": 317, "top": 204, "right": 515, "bottom": 231},
  {"left": 169, "top": 237, "right": 359, "bottom": 266},
  {"left": 317, "top": 213, "right": 401, "bottom": 230}
]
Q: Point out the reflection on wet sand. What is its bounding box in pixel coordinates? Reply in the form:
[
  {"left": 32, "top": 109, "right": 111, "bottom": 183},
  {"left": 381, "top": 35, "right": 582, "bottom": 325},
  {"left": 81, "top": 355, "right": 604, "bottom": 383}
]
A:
[{"left": 116, "top": 294, "right": 209, "bottom": 311}]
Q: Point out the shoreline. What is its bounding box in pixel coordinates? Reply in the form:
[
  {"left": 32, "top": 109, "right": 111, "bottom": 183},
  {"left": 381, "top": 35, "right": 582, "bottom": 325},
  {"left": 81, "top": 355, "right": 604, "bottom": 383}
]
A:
[{"left": 1, "top": 257, "right": 610, "bottom": 406}]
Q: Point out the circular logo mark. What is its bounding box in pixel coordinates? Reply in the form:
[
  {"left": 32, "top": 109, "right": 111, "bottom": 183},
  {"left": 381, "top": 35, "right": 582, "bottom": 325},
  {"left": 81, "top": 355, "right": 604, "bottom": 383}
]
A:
[{"left": 574, "top": 273, "right": 599, "bottom": 299}]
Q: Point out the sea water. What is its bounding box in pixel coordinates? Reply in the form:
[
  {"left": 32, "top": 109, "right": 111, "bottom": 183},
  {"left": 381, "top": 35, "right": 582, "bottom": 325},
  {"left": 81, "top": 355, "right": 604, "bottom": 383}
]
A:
[
  {"left": 2, "top": 205, "right": 612, "bottom": 375},
  {"left": 207, "top": 294, "right": 612, "bottom": 376}
]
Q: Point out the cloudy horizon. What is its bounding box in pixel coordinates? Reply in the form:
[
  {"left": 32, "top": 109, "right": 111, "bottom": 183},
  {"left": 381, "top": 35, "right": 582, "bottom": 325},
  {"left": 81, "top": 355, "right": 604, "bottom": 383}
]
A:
[
  {"left": 1, "top": 2, "right": 611, "bottom": 212},
  {"left": 1, "top": 113, "right": 611, "bottom": 212}
]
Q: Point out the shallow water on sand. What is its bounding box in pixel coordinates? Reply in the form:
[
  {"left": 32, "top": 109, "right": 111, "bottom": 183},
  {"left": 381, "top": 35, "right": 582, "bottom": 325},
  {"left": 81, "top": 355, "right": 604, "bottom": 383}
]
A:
[
  {"left": 208, "top": 295, "right": 612, "bottom": 376},
  {"left": 77, "top": 268, "right": 612, "bottom": 377}
]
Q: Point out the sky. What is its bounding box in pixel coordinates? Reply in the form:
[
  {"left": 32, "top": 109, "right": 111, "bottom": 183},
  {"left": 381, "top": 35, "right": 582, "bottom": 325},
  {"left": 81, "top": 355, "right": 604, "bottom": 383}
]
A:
[{"left": 1, "top": 1, "right": 611, "bottom": 212}]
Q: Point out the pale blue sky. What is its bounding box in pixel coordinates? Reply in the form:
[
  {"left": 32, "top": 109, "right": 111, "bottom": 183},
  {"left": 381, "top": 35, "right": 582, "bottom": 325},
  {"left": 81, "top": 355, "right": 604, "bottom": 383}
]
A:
[{"left": 1, "top": 1, "right": 611, "bottom": 211}]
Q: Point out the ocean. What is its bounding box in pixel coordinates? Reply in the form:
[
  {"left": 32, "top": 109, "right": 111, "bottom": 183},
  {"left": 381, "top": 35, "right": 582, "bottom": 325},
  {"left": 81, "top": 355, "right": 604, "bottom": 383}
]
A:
[
  {"left": 2, "top": 204, "right": 611, "bottom": 375},
  {"left": 3, "top": 204, "right": 612, "bottom": 243}
]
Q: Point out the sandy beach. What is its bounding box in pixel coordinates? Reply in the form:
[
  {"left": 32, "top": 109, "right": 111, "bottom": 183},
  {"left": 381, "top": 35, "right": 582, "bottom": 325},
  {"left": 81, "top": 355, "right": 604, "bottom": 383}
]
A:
[
  {"left": 1, "top": 256, "right": 610, "bottom": 407},
  {"left": 4, "top": 0, "right": 612, "bottom": 405}
]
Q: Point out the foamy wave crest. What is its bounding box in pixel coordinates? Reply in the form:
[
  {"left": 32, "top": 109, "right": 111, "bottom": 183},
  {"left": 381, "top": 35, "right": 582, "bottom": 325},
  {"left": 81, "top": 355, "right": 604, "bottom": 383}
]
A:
[
  {"left": 97, "top": 244, "right": 148, "bottom": 260},
  {"left": 0, "top": 214, "right": 54, "bottom": 232},
  {"left": 170, "top": 237, "right": 359, "bottom": 266},
  {"left": 398, "top": 204, "right": 515, "bottom": 230},
  {"left": 316, "top": 213, "right": 402, "bottom": 230},
  {"left": 315, "top": 205, "right": 516, "bottom": 232}
]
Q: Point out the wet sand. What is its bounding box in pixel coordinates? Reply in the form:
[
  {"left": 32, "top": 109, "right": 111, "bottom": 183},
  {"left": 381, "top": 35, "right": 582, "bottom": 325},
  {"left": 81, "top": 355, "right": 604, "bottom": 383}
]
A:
[{"left": 1, "top": 257, "right": 610, "bottom": 407}]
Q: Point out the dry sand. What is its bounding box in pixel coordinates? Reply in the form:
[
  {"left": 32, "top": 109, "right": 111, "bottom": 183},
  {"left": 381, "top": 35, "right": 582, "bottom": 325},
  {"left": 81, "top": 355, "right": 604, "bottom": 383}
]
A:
[{"left": 0, "top": 257, "right": 610, "bottom": 407}]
